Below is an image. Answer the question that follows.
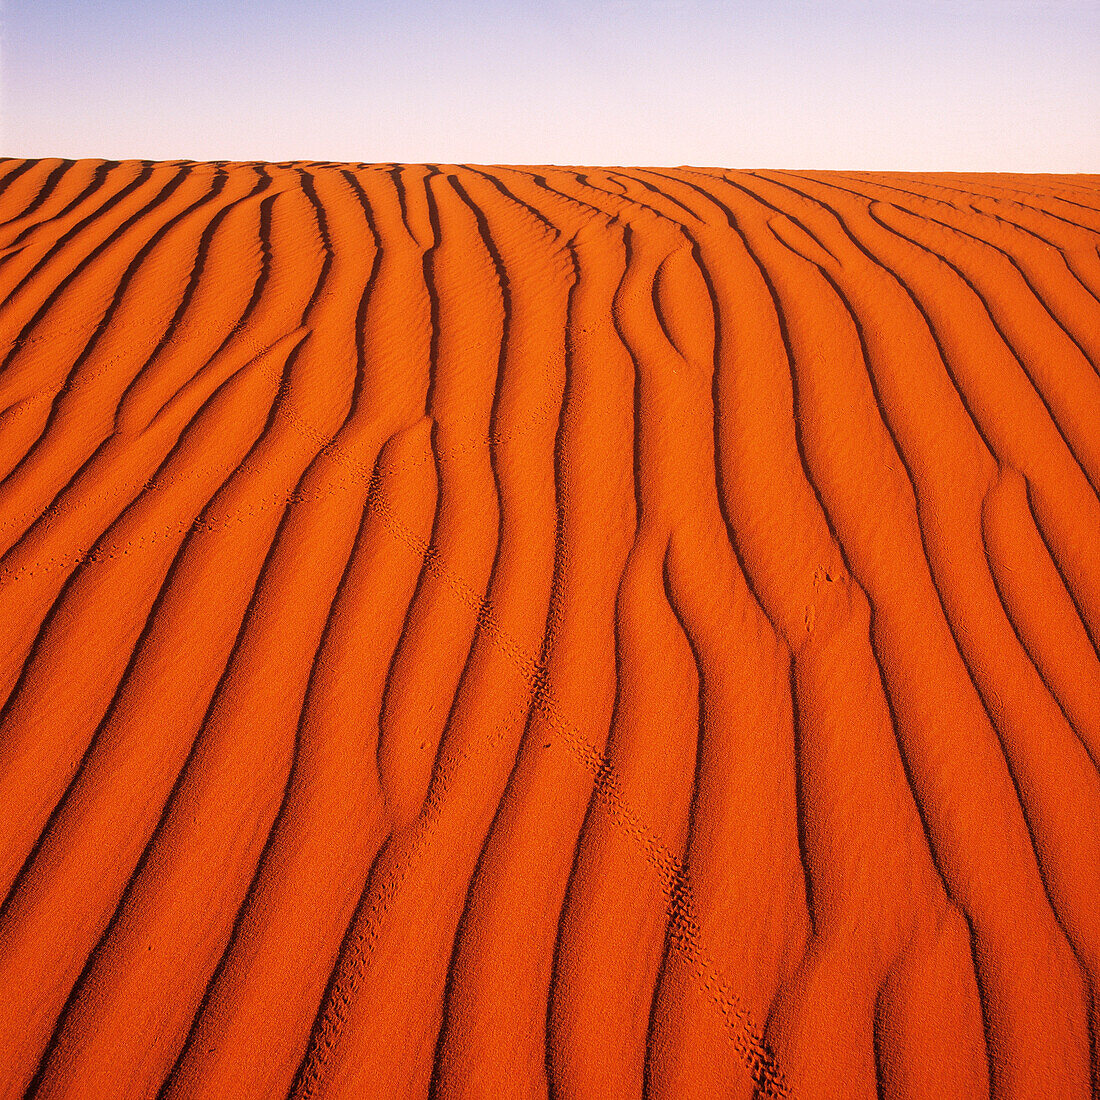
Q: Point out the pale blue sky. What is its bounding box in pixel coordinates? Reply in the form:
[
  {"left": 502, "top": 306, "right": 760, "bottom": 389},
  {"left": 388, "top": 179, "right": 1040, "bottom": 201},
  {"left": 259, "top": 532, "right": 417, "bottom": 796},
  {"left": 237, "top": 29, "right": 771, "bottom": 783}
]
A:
[{"left": 1, "top": 0, "right": 1097, "bottom": 168}]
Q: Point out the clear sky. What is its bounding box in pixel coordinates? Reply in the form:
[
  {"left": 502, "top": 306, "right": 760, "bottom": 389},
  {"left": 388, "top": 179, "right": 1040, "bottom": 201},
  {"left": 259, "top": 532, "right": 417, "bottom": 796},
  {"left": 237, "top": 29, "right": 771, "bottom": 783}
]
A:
[{"left": 1, "top": 0, "right": 1097, "bottom": 169}]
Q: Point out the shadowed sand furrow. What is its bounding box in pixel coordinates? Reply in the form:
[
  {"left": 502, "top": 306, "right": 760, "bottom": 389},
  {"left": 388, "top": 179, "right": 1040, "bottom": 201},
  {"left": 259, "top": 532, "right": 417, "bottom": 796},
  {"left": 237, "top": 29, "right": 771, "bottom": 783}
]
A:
[
  {"left": 544, "top": 218, "right": 701, "bottom": 1100},
  {"left": 0, "top": 318, "right": 302, "bottom": 899},
  {"left": 0, "top": 161, "right": 1096, "bottom": 1100},
  {"left": 0, "top": 161, "right": 85, "bottom": 249},
  {"left": 642, "top": 168, "right": 989, "bottom": 1099},
  {"left": 501, "top": 174, "right": 791, "bottom": 1098},
  {"left": 157, "top": 169, "right": 434, "bottom": 1100},
  {"left": 425, "top": 169, "right": 579, "bottom": 1100},
  {"left": 371, "top": 167, "right": 500, "bottom": 835},
  {"left": 0, "top": 164, "right": 194, "bottom": 409},
  {"left": 291, "top": 167, "right": 521, "bottom": 1100},
  {"left": 0, "top": 205, "right": 327, "bottom": 1100},
  {"left": 0, "top": 332, "right": 297, "bottom": 1100},
  {"left": 744, "top": 174, "right": 1100, "bottom": 1052},
  {"left": 0, "top": 163, "right": 158, "bottom": 482},
  {"left": 866, "top": 202, "right": 1100, "bottom": 492},
  {"left": 743, "top": 171, "right": 1098, "bottom": 1089},
  {"left": 161, "top": 420, "right": 437, "bottom": 1100},
  {"left": 976, "top": 204, "right": 1100, "bottom": 305},
  {"left": 0, "top": 162, "right": 138, "bottom": 300},
  {"left": 0, "top": 167, "right": 257, "bottom": 559},
  {"left": 778, "top": 170, "right": 1100, "bottom": 379},
  {"left": 717, "top": 169, "right": 1094, "bottom": 1095},
  {"left": 837, "top": 171, "right": 1100, "bottom": 302},
  {"left": 0, "top": 161, "right": 46, "bottom": 219},
  {"left": 25, "top": 167, "right": 369, "bottom": 1100},
  {"left": 612, "top": 179, "right": 804, "bottom": 1100},
  {"left": 0, "top": 179, "right": 328, "bottom": 902},
  {"left": 903, "top": 173, "right": 1100, "bottom": 223},
  {"left": 752, "top": 178, "right": 1100, "bottom": 658},
  {"left": 607, "top": 219, "right": 774, "bottom": 1100},
  {"left": 844, "top": 172, "right": 1099, "bottom": 221}
]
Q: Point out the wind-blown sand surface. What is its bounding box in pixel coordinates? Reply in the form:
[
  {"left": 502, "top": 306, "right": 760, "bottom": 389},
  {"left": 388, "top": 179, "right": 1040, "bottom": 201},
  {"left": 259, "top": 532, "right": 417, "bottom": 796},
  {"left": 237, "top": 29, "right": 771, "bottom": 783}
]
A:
[{"left": 0, "top": 159, "right": 1098, "bottom": 1100}]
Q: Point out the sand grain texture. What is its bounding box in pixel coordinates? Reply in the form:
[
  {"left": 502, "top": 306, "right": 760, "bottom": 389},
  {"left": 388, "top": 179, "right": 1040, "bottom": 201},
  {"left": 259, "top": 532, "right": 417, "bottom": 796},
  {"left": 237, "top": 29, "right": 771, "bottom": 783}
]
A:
[{"left": 0, "top": 160, "right": 1098, "bottom": 1099}]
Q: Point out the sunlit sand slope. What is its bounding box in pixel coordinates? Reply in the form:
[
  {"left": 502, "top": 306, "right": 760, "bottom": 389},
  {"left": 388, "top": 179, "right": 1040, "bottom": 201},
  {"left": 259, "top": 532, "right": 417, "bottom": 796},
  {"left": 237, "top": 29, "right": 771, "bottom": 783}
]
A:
[{"left": 0, "top": 159, "right": 1098, "bottom": 1100}]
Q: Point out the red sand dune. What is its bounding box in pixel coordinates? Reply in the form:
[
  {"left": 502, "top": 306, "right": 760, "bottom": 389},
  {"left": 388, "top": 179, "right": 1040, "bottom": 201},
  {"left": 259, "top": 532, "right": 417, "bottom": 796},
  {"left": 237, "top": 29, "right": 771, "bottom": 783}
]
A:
[{"left": 0, "top": 159, "right": 1098, "bottom": 1099}]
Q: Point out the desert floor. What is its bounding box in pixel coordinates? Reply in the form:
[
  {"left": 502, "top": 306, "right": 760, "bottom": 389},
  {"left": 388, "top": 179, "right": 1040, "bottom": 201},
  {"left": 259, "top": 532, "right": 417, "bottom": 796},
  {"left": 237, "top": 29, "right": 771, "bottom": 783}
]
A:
[{"left": 0, "top": 160, "right": 1098, "bottom": 1099}]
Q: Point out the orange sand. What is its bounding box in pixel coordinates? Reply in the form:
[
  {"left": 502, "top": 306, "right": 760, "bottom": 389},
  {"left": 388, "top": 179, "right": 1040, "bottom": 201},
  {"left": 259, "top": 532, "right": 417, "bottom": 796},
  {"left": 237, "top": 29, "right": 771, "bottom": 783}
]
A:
[{"left": 0, "top": 159, "right": 1098, "bottom": 1099}]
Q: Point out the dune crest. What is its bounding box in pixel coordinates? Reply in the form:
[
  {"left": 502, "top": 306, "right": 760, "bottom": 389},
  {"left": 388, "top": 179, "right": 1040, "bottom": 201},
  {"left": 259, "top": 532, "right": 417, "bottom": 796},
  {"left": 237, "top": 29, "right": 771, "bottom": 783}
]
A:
[{"left": 0, "top": 159, "right": 1098, "bottom": 1099}]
